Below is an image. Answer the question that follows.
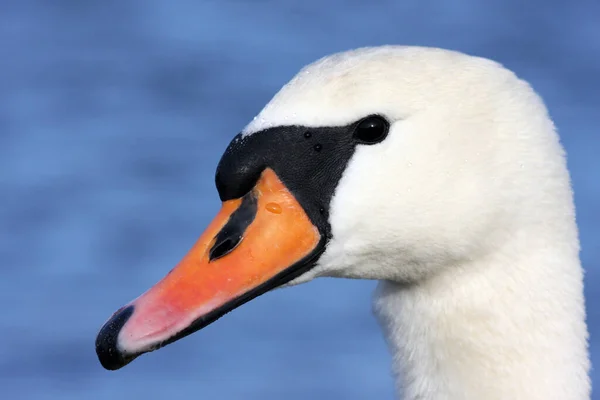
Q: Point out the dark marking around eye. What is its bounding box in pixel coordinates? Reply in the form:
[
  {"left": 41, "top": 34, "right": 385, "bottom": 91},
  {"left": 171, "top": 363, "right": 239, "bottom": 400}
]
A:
[{"left": 215, "top": 115, "right": 391, "bottom": 237}]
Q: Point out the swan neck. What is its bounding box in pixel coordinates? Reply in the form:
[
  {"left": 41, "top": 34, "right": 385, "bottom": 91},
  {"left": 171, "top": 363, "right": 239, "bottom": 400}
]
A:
[{"left": 374, "top": 238, "right": 589, "bottom": 400}]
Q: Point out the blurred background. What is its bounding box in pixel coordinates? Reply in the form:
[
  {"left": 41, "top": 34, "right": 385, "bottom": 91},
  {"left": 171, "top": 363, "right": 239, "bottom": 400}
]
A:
[{"left": 1, "top": 0, "right": 598, "bottom": 399}]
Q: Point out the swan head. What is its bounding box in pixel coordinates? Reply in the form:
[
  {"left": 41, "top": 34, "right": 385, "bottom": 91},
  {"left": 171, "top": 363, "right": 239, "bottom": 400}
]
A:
[
  {"left": 96, "top": 46, "right": 572, "bottom": 370},
  {"left": 286, "top": 47, "right": 572, "bottom": 285}
]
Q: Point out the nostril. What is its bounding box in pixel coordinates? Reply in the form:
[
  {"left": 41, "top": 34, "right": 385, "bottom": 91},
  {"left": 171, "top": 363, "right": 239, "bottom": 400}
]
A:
[
  {"left": 209, "top": 236, "right": 242, "bottom": 261},
  {"left": 208, "top": 191, "right": 258, "bottom": 262}
]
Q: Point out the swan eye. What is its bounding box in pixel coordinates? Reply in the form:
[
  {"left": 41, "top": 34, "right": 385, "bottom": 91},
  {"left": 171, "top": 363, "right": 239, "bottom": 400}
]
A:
[{"left": 353, "top": 115, "right": 389, "bottom": 144}]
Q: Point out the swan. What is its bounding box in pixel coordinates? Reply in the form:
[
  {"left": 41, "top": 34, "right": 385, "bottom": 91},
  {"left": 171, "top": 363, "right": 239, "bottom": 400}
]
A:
[{"left": 95, "top": 46, "right": 590, "bottom": 399}]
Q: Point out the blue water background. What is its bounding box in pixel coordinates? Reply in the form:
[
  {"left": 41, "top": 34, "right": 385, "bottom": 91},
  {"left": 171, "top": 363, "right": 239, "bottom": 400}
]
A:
[{"left": 1, "top": 1, "right": 599, "bottom": 399}]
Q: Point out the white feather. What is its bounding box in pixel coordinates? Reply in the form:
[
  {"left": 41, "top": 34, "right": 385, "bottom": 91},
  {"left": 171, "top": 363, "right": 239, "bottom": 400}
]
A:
[{"left": 248, "top": 46, "right": 589, "bottom": 399}]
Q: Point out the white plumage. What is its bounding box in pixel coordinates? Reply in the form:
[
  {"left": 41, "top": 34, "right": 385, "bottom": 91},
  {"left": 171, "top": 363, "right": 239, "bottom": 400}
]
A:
[{"left": 245, "top": 46, "right": 590, "bottom": 399}]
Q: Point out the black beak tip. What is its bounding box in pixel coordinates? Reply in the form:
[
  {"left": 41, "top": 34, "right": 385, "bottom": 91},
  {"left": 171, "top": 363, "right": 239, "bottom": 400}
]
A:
[{"left": 95, "top": 305, "right": 135, "bottom": 371}]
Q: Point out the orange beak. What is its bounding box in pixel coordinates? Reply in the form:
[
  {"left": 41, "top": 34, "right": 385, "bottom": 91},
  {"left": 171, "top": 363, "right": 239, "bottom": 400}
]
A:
[{"left": 96, "top": 168, "right": 323, "bottom": 370}]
